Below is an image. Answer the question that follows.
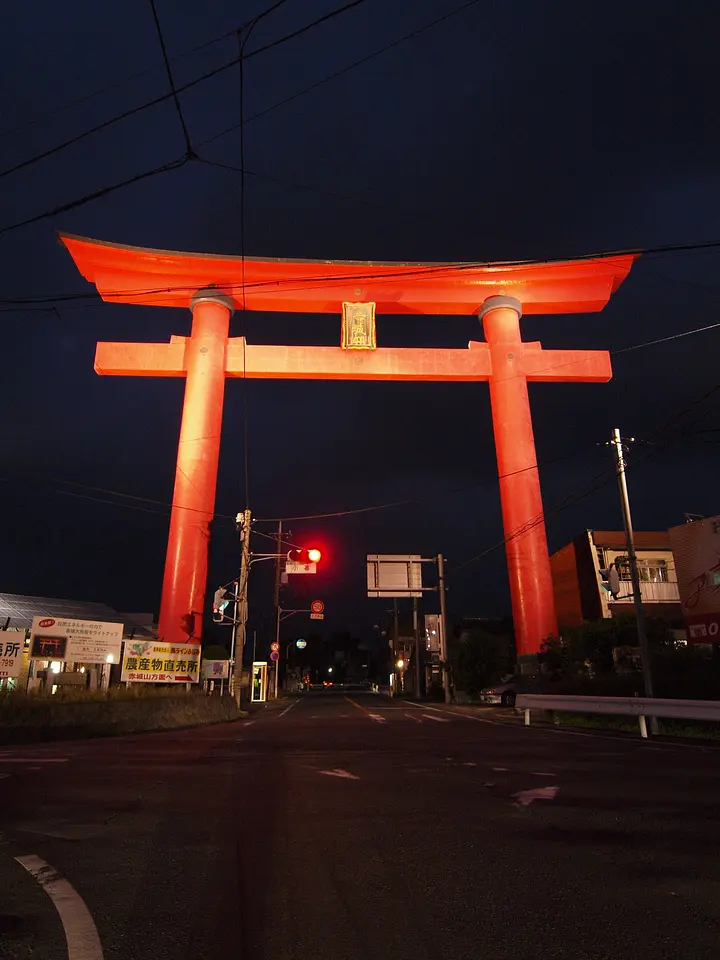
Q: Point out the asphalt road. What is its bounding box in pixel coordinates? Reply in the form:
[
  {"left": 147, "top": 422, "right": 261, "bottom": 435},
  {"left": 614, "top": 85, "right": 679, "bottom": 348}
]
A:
[{"left": 1, "top": 692, "right": 719, "bottom": 960}]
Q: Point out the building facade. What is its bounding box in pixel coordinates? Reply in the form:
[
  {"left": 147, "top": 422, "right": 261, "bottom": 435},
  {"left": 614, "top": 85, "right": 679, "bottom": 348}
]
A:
[{"left": 550, "top": 531, "right": 682, "bottom": 630}]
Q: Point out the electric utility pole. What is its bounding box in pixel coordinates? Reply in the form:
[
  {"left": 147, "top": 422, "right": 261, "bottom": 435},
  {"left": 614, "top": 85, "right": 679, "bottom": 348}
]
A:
[
  {"left": 437, "top": 553, "right": 451, "bottom": 704},
  {"left": 272, "top": 520, "right": 283, "bottom": 699},
  {"left": 609, "top": 429, "right": 657, "bottom": 732},
  {"left": 232, "top": 508, "right": 252, "bottom": 704}
]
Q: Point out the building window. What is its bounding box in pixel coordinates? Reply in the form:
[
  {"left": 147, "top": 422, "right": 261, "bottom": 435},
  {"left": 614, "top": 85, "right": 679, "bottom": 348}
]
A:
[
  {"left": 638, "top": 559, "right": 669, "bottom": 583},
  {"left": 615, "top": 557, "right": 669, "bottom": 582},
  {"left": 596, "top": 547, "right": 605, "bottom": 569}
]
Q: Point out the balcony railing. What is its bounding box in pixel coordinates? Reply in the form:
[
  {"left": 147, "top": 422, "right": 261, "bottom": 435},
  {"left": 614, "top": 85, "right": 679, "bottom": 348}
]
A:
[{"left": 611, "top": 580, "right": 680, "bottom": 603}]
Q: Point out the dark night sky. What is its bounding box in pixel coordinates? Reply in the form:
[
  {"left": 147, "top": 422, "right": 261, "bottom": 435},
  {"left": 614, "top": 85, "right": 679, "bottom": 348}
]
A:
[{"left": 2, "top": 1, "right": 720, "bottom": 647}]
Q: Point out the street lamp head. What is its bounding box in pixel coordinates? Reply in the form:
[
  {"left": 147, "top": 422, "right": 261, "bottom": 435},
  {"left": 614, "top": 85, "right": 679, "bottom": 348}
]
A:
[{"left": 396, "top": 659, "right": 405, "bottom": 669}]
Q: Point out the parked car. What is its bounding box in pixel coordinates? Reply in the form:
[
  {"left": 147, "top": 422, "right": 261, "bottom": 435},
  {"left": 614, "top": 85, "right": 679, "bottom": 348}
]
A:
[{"left": 479, "top": 677, "right": 517, "bottom": 707}]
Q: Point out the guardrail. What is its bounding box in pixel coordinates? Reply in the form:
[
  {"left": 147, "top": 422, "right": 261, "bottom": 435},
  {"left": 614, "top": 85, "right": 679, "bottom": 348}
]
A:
[{"left": 516, "top": 693, "right": 720, "bottom": 738}]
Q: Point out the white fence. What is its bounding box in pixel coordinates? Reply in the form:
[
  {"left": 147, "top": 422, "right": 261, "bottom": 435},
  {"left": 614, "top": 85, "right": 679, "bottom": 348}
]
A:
[{"left": 516, "top": 693, "right": 720, "bottom": 739}]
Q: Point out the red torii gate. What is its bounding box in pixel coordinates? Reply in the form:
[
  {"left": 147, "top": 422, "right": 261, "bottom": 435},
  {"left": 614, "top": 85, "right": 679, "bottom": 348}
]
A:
[{"left": 59, "top": 234, "right": 637, "bottom": 662}]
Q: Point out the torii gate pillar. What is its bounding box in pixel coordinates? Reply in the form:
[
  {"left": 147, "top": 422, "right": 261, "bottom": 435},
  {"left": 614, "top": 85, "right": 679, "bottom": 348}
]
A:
[
  {"left": 58, "top": 233, "right": 637, "bottom": 656},
  {"left": 480, "top": 296, "right": 557, "bottom": 662},
  {"left": 157, "top": 290, "right": 234, "bottom": 645}
]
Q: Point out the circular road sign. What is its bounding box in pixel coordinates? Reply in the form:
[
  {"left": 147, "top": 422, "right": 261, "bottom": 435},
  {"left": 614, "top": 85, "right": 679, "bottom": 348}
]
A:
[
  {"left": 270, "top": 641, "right": 280, "bottom": 652},
  {"left": 296, "top": 639, "right": 307, "bottom": 650},
  {"left": 311, "top": 600, "right": 325, "bottom": 614},
  {"left": 270, "top": 651, "right": 279, "bottom": 661}
]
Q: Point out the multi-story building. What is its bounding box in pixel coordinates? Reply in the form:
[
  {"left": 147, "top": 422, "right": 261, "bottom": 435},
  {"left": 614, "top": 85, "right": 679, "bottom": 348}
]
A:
[{"left": 550, "top": 530, "right": 682, "bottom": 630}]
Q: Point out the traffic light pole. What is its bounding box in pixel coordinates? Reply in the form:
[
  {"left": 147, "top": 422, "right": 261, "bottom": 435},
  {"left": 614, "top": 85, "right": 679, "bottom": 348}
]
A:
[
  {"left": 412, "top": 596, "right": 421, "bottom": 698},
  {"left": 437, "top": 553, "right": 451, "bottom": 704},
  {"left": 610, "top": 429, "right": 657, "bottom": 732}
]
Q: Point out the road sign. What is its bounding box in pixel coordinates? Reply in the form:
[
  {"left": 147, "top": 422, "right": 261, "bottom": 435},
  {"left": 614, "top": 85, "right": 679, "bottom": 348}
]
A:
[
  {"left": 0, "top": 632, "right": 23, "bottom": 680},
  {"left": 270, "top": 651, "right": 279, "bottom": 661},
  {"left": 366, "top": 554, "right": 423, "bottom": 598},
  {"left": 286, "top": 561, "right": 317, "bottom": 574},
  {"left": 270, "top": 641, "right": 280, "bottom": 652},
  {"left": 296, "top": 639, "right": 307, "bottom": 649},
  {"left": 310, "top": 613, "right": 324, "bottom": 620},
  {"left": 311, "top": 600, "right": 325, "bottom": 614}
]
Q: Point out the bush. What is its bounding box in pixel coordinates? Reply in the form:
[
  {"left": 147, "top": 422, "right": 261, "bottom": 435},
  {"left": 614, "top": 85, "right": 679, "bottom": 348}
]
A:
[{"left": 0, "top": 689, "right": 245, "bottom": 744}]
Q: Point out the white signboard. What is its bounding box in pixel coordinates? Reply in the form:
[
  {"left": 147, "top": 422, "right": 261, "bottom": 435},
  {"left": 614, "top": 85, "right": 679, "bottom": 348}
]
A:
[
  {"left": 285, "top": 560, "right": 317, "bottom": 574},
  {"left": 367, "top": 554, "right": 423, "bottom": 598},
  {"left": 121, "top": 640, "right": 201, "bottom": 683},
  {"left": 0, "top": 632, "right": 23, "bottom": 679},
  {"left": 202, "top": 659, "right": 229, "bottom": 680},
  {"left": 30, "top": 617, "right": 123, "bottom": 665}
]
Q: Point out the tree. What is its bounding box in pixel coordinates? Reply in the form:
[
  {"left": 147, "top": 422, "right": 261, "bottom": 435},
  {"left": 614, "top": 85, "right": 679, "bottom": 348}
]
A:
[
  {"left": 451, "top": 627, "right": 515, "bottom": 695},
  {"left": 542, "top": 614, "right": 677, "bottom": 678}
]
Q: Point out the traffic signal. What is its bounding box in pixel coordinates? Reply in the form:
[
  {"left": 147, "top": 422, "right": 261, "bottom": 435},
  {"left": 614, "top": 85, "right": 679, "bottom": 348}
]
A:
[
  {"left": 288, "top": 548, "right": 322, "bottom": 564},
  {"left": 213, "top": 586, "right": 230, "bottom": 621},
  {"left": 599, "top": 562, "right": 621, "bottom": 599},
  {"left": 286, "top": 547, "right": 322, "bottom": 575}
]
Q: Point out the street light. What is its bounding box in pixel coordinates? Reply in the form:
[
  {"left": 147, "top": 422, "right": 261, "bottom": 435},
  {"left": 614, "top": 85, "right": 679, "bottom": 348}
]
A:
[{"left": 396, "top": 659, "right": 405, "bottom": 669}]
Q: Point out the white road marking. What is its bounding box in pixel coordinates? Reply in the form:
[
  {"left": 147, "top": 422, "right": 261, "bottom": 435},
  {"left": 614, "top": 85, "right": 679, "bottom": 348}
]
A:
[
  {"left": 422, "top": 714, "right": 450, "bottom": 723},
  {"left": 368, "top": 714, "right": 386, "bottom": 723},
  {"left": 0, "top": 758, "right": 69, "bottom": 763},
  {"left": 278, "top": 701, "right": 298, "bottom": 718},
  {"left": 462, "top": 762, "right": 477, "bottom": 767},
  {"left": 492, "top": 767, "right": 509, "bottom": 772},
  {"left": 16, "top": 854, "right": 104, "bottom": 959},
  {"left": 318, "top": 769, "right": 360, "bottom": 780},
  {"left": 404, "top": 714, "right": 423, "bottom": 724},
  {"left": 0, "top": 773, "right": 11, "bottom": 779},
  {"left": 404, "top": 701, "right": 498, "bottom": 725},
  {"left": 512, "top": 786, "right": 559, "bottom": 807},
  {"left": 243, "top": 720, "right": 256, "bottom": 727},
  {"left": 531, "top": 771, "right": 556, "bottom": 777}
]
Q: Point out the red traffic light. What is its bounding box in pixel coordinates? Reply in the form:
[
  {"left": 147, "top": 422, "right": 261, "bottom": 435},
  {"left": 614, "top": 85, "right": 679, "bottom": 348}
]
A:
[{"left": 288, "top": 548, "right": 322, "bottom": 565}]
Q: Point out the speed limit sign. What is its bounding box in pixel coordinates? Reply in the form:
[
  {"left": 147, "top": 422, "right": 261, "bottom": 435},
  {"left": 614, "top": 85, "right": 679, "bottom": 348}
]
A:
[{"left": 311, "top": 600, "right": 324, "bottom": 614}]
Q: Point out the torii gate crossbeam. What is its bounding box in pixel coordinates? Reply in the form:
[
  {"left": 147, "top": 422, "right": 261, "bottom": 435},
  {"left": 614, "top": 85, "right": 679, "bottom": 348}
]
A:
[{"left": 59, "top": 233, "right": 637, "bottom": 665}]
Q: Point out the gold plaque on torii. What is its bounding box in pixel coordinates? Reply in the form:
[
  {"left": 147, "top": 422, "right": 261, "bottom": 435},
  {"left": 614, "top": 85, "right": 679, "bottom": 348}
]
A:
[{"left": 341, "top": 302, "right": 377, "bottom": 350}]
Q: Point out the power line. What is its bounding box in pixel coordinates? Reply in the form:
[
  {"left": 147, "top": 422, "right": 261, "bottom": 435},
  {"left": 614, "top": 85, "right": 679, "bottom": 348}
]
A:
[
  {"left": 0, "top": 155, "right": 189, "bottom": 237},
  {"left": 194, "top": 155, "right": 418, "bottom": 217},
  {"left": 0, "top": 0, "right": 299, "bottom": 146},
  {"left": 0, "top": 31, "right": 237, "bottom": 144},
  {"left": 256, "top": 448, "right": 599, "bottom": 522},
  {"left": 148, "top": 0, "right": 194, "bottom": 156},
  {"left": 237, "top": 26, "right": 250, "bottom": 510},
  {"left": 0, "top": 0, "right": 370, "bottom": 184},
  {"left": 451, "top": 380, "right": 720, "bottom": 575},
  {"left": 3, "top": 238, "right": 720, "bottom": 306},
  {"left": 199, "top": 0, "right": 483, "bottom": 148}
]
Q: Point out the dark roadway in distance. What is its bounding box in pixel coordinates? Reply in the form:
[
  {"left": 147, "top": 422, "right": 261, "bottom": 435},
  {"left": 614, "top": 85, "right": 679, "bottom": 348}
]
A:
[{"left": 1, "top": 693, "right": 719, "bottom": 960}]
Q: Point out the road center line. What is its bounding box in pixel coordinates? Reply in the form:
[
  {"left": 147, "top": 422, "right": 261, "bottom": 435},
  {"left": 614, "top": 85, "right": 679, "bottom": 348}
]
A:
[
  {"left": 0, "top": 758, "right": 70, "bottom": 763},
  {"left": 16, "top": 854, "right": 104, "bottom": 960},
  {"left": 318, "top": 768, "right": 360, "bottom": 780},
  {"left": 345, "top": 696, "right": 386, "bottom": 721},
  {"left": 277, "top": 700, "right": 299, "bottom": 718}
]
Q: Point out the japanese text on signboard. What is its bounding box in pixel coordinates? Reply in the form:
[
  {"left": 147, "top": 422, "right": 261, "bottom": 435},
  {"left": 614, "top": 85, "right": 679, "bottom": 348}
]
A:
[{"left": 121, "top": 642, "right": 201, "bottom": 683}]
